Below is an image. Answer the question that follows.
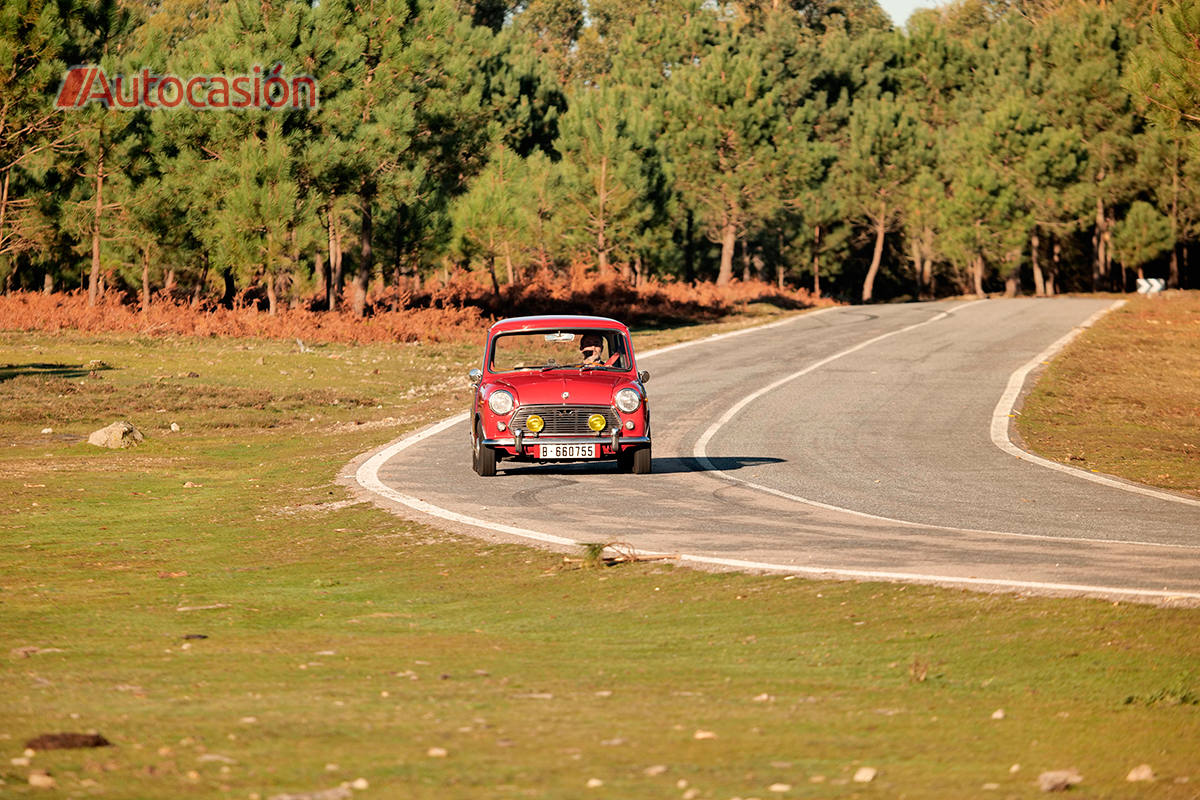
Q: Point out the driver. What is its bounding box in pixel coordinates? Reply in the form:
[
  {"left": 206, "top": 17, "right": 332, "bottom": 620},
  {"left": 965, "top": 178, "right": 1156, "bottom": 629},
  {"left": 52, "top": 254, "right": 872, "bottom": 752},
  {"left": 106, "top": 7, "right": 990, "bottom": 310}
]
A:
[{"left": 579, "top": 334, "right": 604, "bottom": 364}]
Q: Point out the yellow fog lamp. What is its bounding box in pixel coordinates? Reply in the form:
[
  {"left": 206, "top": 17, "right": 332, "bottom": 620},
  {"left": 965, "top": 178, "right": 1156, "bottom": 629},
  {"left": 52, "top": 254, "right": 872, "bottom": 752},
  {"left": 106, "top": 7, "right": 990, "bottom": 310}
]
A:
[
  {"left": 526, "top": 414, "right": 545, "bottom": 433},
  {"left": 587, "top": 414, "right": 607, "bottom": 432}
]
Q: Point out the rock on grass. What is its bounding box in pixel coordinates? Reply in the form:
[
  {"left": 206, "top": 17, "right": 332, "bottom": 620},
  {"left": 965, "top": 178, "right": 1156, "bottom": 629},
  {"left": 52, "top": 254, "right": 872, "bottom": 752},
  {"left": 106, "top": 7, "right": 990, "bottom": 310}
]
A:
[
  {"left": 87, "top": 421, "right": 144, "bottom": 449},
  {"left": 1037, "top": 769, "right": 1083, "bottom": 792}
]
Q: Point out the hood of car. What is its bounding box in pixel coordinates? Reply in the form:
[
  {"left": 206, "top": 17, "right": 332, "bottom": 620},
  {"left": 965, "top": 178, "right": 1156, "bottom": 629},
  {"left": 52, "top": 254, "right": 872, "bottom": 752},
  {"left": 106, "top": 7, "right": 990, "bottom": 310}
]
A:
[{"left": 492, "top": 371, "right": 632, "bottom": 407}]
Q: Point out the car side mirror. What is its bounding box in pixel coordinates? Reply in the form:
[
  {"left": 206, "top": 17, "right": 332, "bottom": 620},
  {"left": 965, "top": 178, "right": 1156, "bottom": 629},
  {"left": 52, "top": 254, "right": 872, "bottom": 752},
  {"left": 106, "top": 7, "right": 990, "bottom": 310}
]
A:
[
  {"left": 468, "top": 368, "right": 482, "bottom": 385},
  {"left": 638, "top": 370, "right": 650, "bottom": 384}
]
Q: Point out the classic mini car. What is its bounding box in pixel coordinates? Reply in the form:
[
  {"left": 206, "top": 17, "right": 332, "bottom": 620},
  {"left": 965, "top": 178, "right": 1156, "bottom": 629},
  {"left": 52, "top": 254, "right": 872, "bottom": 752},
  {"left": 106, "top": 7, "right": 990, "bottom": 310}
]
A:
[{"left": 469, "top": 315, "right": 652, "bottom": 476}]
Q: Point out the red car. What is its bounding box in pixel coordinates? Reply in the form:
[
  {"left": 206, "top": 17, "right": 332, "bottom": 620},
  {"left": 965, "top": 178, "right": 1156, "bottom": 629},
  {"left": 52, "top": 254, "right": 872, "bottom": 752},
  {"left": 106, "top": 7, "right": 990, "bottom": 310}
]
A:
[{"left": 469, "top": 315, "right": 652, "bottom": 476}]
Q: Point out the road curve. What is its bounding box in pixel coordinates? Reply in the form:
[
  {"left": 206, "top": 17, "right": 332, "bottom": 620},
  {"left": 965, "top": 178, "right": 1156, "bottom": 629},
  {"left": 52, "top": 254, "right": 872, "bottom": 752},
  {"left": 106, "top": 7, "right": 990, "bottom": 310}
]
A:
[{"left": 348, "top": 298, "right": 1200, "bottom": 604}]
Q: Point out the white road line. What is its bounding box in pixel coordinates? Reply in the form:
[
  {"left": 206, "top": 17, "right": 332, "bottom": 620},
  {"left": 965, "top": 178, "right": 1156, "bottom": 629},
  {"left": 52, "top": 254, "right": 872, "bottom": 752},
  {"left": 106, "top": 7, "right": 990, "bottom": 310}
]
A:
[
  {"left": 692, "top": 299, "right": 1200, "bottom": 547},
  {"left": 989, "top": 300, "right": 1200, "bottom": 508},
  {"left": 351, "top": 302, "right": 1200, "bottom": 602},
  {"left": 636, "top": 306, "right": 838, "bottom": 361}
]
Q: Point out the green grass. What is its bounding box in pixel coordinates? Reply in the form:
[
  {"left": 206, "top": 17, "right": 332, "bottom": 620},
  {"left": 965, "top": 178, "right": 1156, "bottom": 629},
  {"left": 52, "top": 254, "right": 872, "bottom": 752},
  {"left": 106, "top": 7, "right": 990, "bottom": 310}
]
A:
[
  {"left": 1017, "top": 291, "right": 1200, "bottom": 498},
  {"left": 2, "top": 309, "right": 1199, "bottom": 799}
]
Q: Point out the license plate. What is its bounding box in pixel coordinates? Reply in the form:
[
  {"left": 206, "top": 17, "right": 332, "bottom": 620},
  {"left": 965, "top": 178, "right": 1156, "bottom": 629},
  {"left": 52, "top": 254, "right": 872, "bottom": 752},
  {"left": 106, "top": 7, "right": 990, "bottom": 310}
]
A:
[{"left": 538, "top": 443, "right": 598, "bottom": 459}]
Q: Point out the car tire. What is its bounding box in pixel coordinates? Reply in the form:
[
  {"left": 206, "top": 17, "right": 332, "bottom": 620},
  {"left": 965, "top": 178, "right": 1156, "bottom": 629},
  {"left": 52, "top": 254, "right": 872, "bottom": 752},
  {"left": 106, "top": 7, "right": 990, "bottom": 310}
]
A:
[
  {"left": 617, "top": 447, "right": 635, "bottom": 472},
  {"left": 473, "top": 420, "right": 496, "bottom": 477},
  {"left": 631, "top": 445, "right": 651, "bottom": 474}
]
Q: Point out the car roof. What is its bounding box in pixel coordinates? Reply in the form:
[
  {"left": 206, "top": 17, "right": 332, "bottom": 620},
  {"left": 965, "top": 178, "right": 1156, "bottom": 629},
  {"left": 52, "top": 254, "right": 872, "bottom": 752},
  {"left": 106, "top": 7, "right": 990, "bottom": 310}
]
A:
[{"left": 488, "top": 315, "right": 630, "bottom": 334}]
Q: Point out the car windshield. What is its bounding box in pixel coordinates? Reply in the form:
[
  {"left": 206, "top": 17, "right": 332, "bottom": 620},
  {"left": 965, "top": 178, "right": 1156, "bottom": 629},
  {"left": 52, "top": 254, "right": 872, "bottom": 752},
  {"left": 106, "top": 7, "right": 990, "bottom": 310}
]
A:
[{"left": 490, "top": 329, "right": 630, "bottom": 373}]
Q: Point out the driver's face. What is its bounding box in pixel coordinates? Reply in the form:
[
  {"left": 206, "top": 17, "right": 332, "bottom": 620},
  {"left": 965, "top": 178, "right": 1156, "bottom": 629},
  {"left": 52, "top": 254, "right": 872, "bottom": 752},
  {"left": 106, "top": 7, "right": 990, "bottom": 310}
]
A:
[{"left": 580, "top": 336, "right": 603, "bottom": 359}]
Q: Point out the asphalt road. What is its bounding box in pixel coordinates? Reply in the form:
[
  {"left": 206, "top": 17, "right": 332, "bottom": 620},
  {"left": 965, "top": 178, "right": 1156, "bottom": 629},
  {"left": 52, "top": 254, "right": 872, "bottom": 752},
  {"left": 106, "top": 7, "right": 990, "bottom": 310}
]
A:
[{"left": 359, "top": 298, "right": 1200, "bottom": 603}]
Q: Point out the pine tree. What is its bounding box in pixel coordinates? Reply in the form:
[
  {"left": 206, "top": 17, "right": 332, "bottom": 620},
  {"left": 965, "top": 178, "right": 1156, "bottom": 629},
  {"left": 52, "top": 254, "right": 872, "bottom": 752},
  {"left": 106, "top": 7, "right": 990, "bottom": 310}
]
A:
[
  {"left": 0, "top": 0, "right": 67, "bottom": 290},
  {"left": 1113, "top": 200, "right": 1174, "bottom": 283},
  {"left": 554, "top": 82, "right": 658, "bottom": 279},
  {"left": 664, "top": 28, "right": 785, "bottom": 285}
]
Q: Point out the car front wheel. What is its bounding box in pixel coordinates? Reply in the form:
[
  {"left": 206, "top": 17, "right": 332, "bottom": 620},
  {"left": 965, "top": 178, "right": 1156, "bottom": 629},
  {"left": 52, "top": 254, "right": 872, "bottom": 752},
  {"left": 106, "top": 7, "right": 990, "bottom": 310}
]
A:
[
  {"left": 473, "top": 419, "right": 496, "bottom": 477},
  {"left": 619, "top": 445, "right": 651, "bottom": 474}
]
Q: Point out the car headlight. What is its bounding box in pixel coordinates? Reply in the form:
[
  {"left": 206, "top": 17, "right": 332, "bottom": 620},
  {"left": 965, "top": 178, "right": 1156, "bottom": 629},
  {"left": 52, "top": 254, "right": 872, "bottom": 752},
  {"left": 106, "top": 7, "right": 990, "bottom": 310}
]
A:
[
  {"left": 488, "top": 390, "right": 515, "bottom": 415},
  {"left": 615, "top": 388, "right": 641, "bottom": 413}
]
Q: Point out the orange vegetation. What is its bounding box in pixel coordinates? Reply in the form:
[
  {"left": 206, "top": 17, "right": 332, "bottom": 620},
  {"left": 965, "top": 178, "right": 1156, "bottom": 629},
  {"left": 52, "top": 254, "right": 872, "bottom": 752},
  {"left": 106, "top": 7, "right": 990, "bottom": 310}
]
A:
[{"left": 0, "top": 272, "right": 830, "bottom": 345}]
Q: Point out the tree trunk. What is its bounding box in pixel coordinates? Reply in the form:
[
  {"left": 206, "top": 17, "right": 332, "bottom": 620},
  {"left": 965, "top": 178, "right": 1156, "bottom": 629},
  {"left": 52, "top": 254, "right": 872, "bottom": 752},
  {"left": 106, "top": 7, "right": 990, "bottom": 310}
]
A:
[
  {"left": 741, "top": 237, "right": 751, "bottom": 282},
  {"left": 812, "top": 224, "right": 821, "bottom": 297},
  {"left": 1092, "top": 196, "right": 1105, "bottom": 292},
  {"left": 1170, "top": 140, "right": 1181, "bottom": 289},
  {"left": 0, "top": 171, "right": 10, "bottom": 274},
  {"left": 43, "top": 273, "right": 53, "bottom": 294},
  {"left": 192, "top": 253, "right": 209, "bottom": 308},
  {"left": 221, "top": 267, "right": 236, "bottom": 307},
  {"left": 328, "top": 213, "right": 343, "bottom": 312},
  {"left": 972, "top": 255, "right": 985, "bottom": 296},
  {"left": 141, "top": 248, "right": 151, "bottom": 311},
  {"left": 266, "top": 270, "right": 278, "bottom": 316},
  {"left": 503, "top": 241, "right": 515, "bottom": 285},
  {"left": 861, "top": 210, "right": 886, "bottom": 303},
  {"left": 88, "top": 146, "right": 105, "bottom": 307},
  {"left": 352, "top": 193, "right": 373, "bottom": 318},
  {"left": 314, "top": 250, "right": 326, "bottom": 308},
  {"left": 910, "top": 239, "right": 922, "bottom": 297},
  {"left": 1049, "top": 240, "right": 1060, "bottom": 296},
  {"left": 1004, "top": 274, "right": 1019, "bottom": 297},
  {"left": 486, "top": 254, "right": 500, "bottom": 297},
  {"left": 717, "top": 220, "right": 736, "bottom": 286},
  {"left": 1031, "top": 230, "right": 1045, "bottom": 297}
]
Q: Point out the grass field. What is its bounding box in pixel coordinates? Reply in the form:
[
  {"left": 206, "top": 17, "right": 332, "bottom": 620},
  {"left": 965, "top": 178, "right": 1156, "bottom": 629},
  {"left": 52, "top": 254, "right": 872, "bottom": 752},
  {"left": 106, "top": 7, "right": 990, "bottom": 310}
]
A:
[
  {"left": 1017, "top": 291, "right": 1200, "bottom": 498},
  {"left": 2, "top": 303, "right": 1199, "bottom": 799}
]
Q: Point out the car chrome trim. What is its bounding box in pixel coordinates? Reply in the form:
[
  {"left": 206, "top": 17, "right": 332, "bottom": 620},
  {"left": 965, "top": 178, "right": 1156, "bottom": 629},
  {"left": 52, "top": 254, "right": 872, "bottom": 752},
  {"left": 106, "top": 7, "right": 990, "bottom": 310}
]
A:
[{"left": 483, "top": 436, "right": 650, "bottom": 448}]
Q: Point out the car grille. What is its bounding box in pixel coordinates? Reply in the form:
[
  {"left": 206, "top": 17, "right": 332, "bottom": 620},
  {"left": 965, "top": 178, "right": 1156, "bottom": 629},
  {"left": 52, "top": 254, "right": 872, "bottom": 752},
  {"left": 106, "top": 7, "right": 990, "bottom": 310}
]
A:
[{"left": 511, "top": 405, "right": 619, "bottom": 435}]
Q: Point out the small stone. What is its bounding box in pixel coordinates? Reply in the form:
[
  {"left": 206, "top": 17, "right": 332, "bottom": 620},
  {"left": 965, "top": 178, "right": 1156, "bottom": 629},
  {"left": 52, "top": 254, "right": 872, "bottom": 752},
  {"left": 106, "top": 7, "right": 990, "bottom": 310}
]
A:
[
  {"left": 183, "top": 481, "right": 202, "bottom": 488},
  {"left": 768, "top": 783, "right": 793, "bottom": 792},
  {"left": 682, "top": 789, "right": 699, "bottom": 800},
  {"left": 350, "top": 777, "right": 368, "bottom": 790},
  {"left": 1037, "top": 769, "right": 1083, "bottom": 792},
  {"left": 753, "top": 693, "right": 774, "bottom": 702},
  {"left": 426, "top": 747, "right": 447, "bottom": 758},
  {"left": 853, "top": 767, "right": 877, "bottom": 783},
  {"left": 991, "top": 708, "right": 1005, "bottom": 720},
  {"left": 170, "top": 422, "right": 180, "bottom": 432},
  {"left": 1126, "top": 764, "right": 1155, "bottom": 782},
  {"left": 239, "top": 716, "right": 258, "bottom": 724},
  {"left": 586, "top": 778, "right": 603, "bottom": 788},
  {"left": 40, "top": 428, "right": 52, "bottom": 435},
  {"left": 693, "top": 730, "right": 717, "bottom": 740},
  {"left": 197, "top": 754, "right": 235, "bottom": 764},
  {"left": 325, "top": 764, "right": 340, "bottom": 772},
  {"left": 1010, "top": 764, "right": 1021, "bottom": 774},
  {"left": 11, "top": 757, "right": 30, "bottom": 767},
  {"left": 644, "top": 765, "right": 668, "bottom": 776},
  {"left": 87, "top": 421, "right": 144, "bottom": 449},
  {"left": 28, "top": 771, "right": 56, "bottom": 789},
  {"left": 982, "top": 783, "right": 1000, "bottom": 790}
]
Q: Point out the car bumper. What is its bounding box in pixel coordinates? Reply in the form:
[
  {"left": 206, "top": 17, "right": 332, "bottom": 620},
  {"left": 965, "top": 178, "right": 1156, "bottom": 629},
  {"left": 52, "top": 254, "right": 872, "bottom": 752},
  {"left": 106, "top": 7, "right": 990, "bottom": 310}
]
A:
[{"left": 483, "top": 434, "right": 650, "bottom": 456}]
